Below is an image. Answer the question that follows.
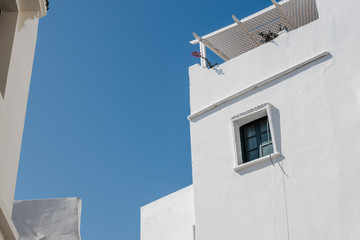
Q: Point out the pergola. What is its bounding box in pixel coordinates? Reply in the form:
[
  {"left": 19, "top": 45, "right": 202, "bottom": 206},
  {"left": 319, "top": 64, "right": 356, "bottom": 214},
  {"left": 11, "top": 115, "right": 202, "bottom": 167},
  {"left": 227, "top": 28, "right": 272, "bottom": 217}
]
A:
[{"left": 191, "top": 0, "right": 319, "bottom": 67}]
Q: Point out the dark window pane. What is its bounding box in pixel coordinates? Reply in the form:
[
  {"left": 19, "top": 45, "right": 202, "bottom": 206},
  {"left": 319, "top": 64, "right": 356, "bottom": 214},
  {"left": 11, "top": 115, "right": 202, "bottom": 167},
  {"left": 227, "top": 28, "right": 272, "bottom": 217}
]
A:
[
  {"left": 260, "top": 132, "right": 272, "bottom": 143},
  {"left": 259, "top": 118, "right": 269, "bottom": 133},
  {"left": 244, "top": 136, "right": 258, "bottom": 151},
  {"left": 240, "top": 116, "right": 274, "bottom": 163},
  {"left": 243, "top": 124, "right": 256, "bottom": 138},
  {"left": 246, "top": 150, "right": 259, "bottom": 162},
  {"left": 261, "top": 143, "right": 274, "bottom": 157}
]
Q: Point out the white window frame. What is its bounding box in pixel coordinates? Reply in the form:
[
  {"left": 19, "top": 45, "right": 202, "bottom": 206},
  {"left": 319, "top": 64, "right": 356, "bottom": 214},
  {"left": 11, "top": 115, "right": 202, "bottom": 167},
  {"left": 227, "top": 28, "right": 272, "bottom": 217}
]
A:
[{"left": 231, "top": 103, "right": 280, "bottom": 171}]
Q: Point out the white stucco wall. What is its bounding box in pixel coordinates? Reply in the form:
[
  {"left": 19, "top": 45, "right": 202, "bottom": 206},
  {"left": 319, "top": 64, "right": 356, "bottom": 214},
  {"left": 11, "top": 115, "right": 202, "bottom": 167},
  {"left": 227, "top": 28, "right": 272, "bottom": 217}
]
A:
[
  {"left": 12, "top": 198, "right": 82, "bottom": 240},
  {"left": 188, "top": 0, "right": 360, "bottom": 239},
  {"left": 141, "top": 185, "right": 195, "bottom": 240}
]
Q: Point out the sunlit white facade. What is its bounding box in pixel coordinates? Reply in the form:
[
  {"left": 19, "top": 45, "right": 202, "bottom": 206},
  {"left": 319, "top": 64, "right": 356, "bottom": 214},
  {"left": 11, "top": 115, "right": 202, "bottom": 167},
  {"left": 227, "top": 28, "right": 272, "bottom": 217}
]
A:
[{"left": 141, "top": 0, "right": 360, "bottom": 239}]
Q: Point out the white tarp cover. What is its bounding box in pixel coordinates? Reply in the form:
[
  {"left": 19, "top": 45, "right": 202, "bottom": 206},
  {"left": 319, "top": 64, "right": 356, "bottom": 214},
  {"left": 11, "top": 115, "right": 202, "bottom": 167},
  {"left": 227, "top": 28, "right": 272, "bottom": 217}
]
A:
[{"left": 12, "top": 198, "right": 82, "bottom": 240}]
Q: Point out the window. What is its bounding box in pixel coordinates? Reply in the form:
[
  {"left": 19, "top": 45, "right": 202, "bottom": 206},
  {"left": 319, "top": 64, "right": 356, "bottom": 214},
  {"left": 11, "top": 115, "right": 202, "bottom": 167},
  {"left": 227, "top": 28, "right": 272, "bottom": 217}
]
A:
[
  {"left": 240, "top": 116, "right": 273, "bottom": 163},
  {"left": 231, "top": 103, "right": 280, "bottom": 170}
]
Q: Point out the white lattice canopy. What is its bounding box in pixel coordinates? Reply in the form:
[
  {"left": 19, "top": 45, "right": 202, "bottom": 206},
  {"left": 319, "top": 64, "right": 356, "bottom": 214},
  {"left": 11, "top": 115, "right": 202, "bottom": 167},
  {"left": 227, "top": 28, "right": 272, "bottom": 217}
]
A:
[{"left": 190, "top": 0, "right": 319, "bottom": 65}]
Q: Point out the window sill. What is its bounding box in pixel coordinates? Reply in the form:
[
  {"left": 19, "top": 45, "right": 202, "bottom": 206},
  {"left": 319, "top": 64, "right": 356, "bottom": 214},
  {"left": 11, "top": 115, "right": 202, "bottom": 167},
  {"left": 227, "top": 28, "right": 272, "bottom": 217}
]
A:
[{"left": 233, "top": 152, "right": 280, "bottom": 172}]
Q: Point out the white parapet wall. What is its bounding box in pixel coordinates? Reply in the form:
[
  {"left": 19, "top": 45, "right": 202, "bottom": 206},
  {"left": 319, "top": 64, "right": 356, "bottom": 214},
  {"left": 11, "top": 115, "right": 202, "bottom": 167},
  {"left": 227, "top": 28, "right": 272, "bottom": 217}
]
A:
[
  {"left": 141, "top": 185, "right": 195, "bottom": 240},
  {"left": 12, "top": 198, "right": 82, "bottom": 240}
]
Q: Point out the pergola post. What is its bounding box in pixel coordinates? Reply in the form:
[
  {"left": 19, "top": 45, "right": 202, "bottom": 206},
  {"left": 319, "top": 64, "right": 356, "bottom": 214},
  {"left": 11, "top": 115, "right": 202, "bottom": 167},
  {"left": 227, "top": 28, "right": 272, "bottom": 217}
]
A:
[
  {"left": 199, "top": 42, "right": 207, "bottom": 68},
  {"left": 192, "top": 32, "right": 230, "bottom": 61},
  {"left": 271, "top": 0, "right": 297, "bottom": 29}
]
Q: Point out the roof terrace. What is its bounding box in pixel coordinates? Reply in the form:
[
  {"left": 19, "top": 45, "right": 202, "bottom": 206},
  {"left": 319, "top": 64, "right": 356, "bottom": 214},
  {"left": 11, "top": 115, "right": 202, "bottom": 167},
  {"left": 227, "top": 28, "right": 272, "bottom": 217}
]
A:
[{"left": 190, "top": 0, "right": 319, "bottom": 67}]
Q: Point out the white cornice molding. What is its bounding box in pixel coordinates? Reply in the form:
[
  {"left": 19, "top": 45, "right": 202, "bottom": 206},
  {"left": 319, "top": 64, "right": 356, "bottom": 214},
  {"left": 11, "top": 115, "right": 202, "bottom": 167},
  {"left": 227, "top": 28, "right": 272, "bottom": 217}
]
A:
[
  {"left": 16, "top": 0, "right": 47, "bottom": 30},
  {"left": 231, "top": 103, "right": 269, "bottom": 121},
  {"left": 36, "top": 0, "right": 47, "bottom": 18},
  {"left": 18, "top": 0, "right": 47, "bottom": 18}
]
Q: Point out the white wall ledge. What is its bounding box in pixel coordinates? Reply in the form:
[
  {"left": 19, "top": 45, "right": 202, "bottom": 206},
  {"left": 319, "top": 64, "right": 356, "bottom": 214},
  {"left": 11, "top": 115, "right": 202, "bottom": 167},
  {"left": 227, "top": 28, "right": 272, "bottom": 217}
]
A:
[
  {"left": 233, "top": 152, "right": 281, "bottom": 172},
  {"left": 188, "top": 51, "right": 330, "bottom": 121}
]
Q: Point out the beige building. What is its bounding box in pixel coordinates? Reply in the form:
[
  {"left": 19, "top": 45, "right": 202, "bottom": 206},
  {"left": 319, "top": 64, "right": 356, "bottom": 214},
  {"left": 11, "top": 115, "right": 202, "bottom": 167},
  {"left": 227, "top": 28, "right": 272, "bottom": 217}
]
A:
[
  {"left": 0, "top": 1, "right": 81, "bottom": 240},
  {"left": 0, "top": 0, "right": 47, "bottom": 239}
]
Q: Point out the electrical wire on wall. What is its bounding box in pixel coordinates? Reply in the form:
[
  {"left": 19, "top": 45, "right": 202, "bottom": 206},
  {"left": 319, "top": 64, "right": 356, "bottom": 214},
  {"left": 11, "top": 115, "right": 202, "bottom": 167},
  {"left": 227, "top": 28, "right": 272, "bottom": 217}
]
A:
[{"left": 267, "top": 118, "right": 290, "bottom": 240}]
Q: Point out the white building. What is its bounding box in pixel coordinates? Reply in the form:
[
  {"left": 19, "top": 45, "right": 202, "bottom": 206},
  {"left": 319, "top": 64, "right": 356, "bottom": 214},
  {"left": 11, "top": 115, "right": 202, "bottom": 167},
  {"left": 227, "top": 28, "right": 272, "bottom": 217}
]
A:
[
  {"left": 0, "top": 1, "right": 81, "bottom": 239},
  {"left": 141, "top": 0, "right": 360, "bottom": 239}
]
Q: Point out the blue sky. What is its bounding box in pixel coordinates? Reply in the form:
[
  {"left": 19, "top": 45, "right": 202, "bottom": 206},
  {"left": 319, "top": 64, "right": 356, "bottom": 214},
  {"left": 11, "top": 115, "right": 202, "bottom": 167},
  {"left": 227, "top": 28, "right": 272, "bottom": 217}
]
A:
[{"left": 16, "top": 0, "right": 273, "bottom": 239}]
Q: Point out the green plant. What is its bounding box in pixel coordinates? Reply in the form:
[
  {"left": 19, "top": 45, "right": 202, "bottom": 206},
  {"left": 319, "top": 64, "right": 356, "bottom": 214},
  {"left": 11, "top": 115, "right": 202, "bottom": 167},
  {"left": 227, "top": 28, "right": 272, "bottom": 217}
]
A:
[{"left": 258, "top": 30, "right": 279, "bottom": 43}]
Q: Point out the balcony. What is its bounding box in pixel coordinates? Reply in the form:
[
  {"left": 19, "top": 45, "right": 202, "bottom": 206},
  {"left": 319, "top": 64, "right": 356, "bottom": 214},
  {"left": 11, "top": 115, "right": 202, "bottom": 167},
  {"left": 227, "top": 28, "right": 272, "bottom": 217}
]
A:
[{"left": 190, "top": 0, "right": 319, "bottom": 68}]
